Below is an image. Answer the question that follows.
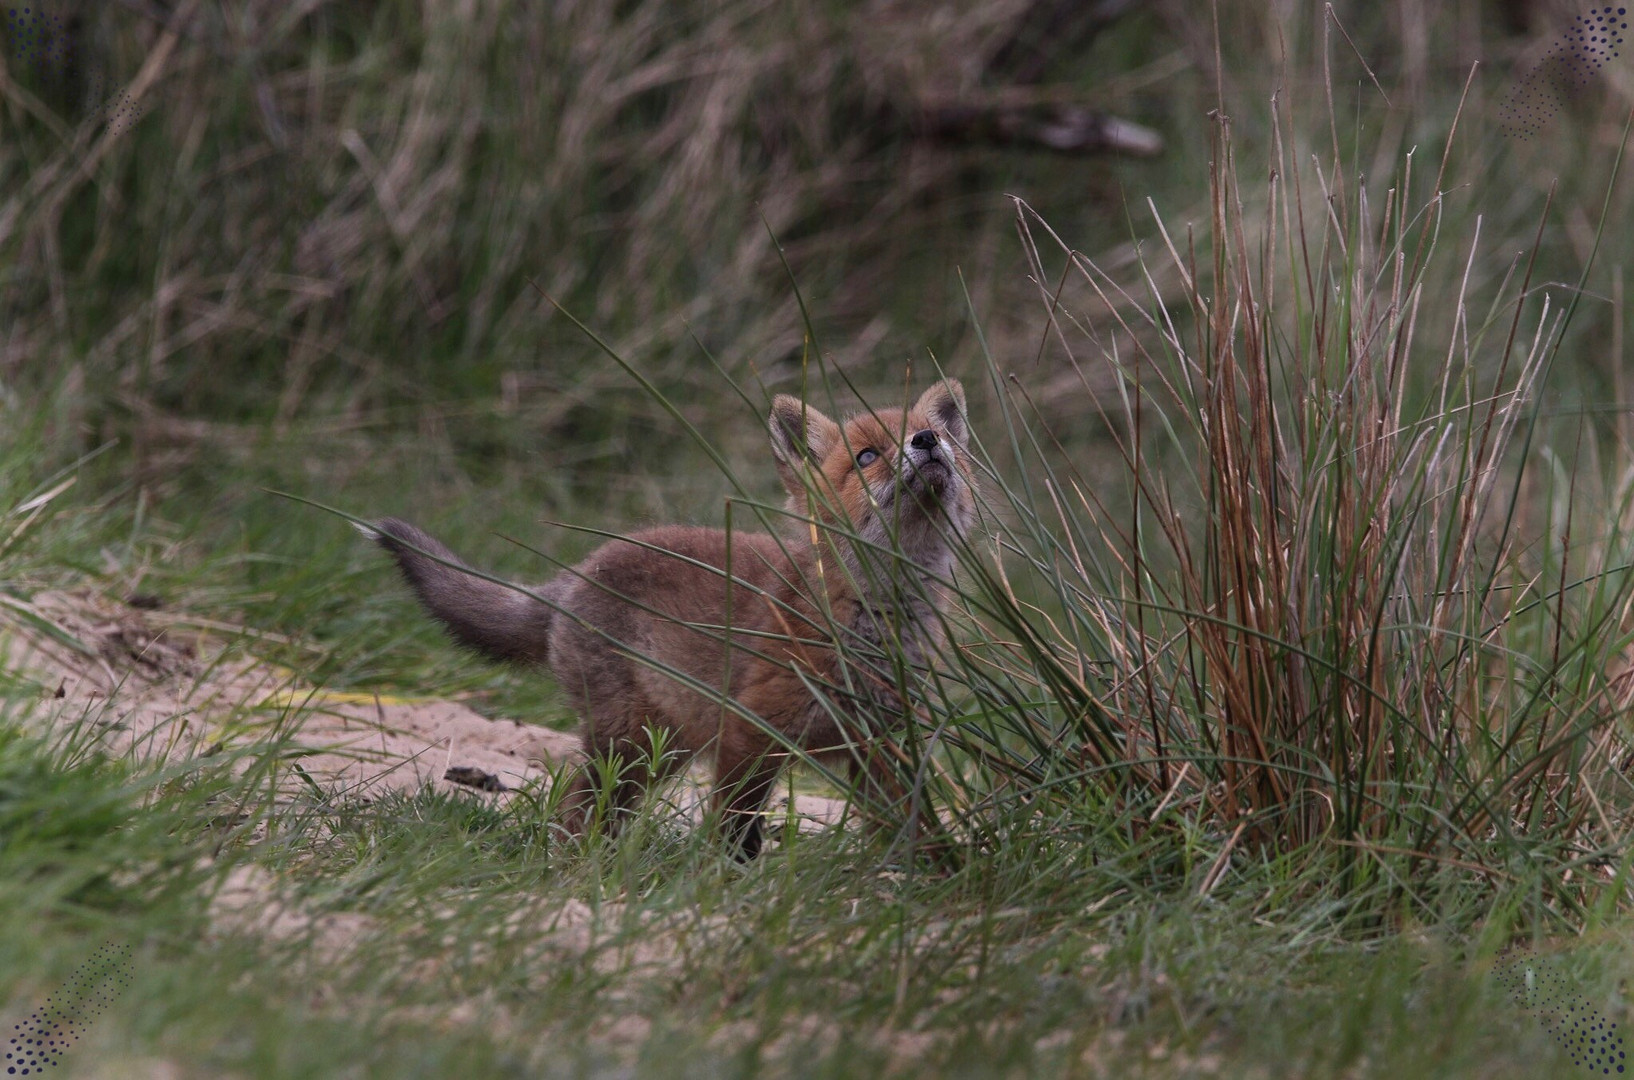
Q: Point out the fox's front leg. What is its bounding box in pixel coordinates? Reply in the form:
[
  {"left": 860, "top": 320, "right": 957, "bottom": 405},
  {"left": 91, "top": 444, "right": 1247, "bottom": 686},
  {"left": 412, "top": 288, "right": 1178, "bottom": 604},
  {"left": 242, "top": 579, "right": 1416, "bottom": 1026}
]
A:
[
  {"left": 711, "top": 730, "right": 786, "bottom": 860},
  {"left": 846, "top": 725, "right": 961, "bottom": 872}
]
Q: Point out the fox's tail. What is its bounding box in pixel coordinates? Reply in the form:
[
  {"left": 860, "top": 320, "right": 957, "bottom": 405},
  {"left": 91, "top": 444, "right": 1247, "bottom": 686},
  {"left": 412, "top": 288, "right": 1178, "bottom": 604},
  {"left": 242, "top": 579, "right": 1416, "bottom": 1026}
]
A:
[{"left": 365, "top": 517, "right": 556, "bottom": 667}]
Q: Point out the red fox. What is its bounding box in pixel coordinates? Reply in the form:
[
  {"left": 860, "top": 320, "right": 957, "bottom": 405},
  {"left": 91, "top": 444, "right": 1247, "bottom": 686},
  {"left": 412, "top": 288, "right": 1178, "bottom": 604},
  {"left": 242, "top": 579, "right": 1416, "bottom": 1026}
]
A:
[{"left": 365, "top": 380, "right": 976, "bottom": 858}]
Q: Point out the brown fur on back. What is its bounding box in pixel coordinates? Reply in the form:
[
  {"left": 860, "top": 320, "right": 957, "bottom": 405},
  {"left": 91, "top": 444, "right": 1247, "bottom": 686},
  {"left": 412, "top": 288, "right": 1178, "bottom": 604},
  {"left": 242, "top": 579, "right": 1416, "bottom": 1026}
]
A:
[{"left": 370, "top": 380, "right": 976, "bottom": 859}]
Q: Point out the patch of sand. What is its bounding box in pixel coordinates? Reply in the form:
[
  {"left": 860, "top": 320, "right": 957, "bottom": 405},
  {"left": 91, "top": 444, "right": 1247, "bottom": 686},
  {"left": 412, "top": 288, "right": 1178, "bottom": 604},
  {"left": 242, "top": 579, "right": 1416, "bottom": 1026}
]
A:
[
  {"left": 1, "top": 587, "right": 578, "bottom": 800},
  {"left": 208, "top": 863, "right": 378, "bottom": 954},
  {"left": 1, "top": 587, "right": 854, "bottom": 829}
]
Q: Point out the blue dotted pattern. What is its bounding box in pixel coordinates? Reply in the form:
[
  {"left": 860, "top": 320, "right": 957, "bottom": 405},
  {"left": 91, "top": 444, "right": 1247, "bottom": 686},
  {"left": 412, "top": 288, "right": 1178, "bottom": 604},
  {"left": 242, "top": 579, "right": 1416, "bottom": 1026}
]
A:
[
  {"left": 1501, "top": 6, "right": 1628, "bottom": 139},
  {"left": 5, "top": 6, "right": 148, "bottom": 135},
  {"left": 1497, "top": 947, "right": 1627, "bottom": 1074},
  {"left": 83, "top": 72, "right": 148, "bottom": 136},
  {"left": 4, "top": 944, "right": 131, "bottom": 1075},
  {"left": 4, "top": 6, "right": 71, "bottom": 74}
]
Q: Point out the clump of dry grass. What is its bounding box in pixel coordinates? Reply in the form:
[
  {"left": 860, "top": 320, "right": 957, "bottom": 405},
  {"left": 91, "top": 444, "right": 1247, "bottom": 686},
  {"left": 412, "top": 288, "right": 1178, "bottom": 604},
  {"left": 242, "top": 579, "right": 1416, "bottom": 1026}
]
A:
[{"left": 901, "top": 77, "right": 1634, "bottom": 920}]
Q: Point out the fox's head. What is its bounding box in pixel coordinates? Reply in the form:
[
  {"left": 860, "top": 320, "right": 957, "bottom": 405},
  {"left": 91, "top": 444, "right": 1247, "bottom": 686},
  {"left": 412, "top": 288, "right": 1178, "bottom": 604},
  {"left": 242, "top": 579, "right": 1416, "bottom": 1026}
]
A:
[{"left": 768, "top": 380, "right": 976, "bottom": 584}]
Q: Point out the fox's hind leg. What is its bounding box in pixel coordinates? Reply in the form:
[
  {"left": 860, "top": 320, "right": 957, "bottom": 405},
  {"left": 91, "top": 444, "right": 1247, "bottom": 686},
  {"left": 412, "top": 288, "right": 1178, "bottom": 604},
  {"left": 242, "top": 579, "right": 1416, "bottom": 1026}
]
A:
[
  {"left": 554, "top": 714, "right": 689, "bottom": 841},
  {"left": 555, "top": 757, "right": 681, "bottom": 839},
  {"left": 553, "top": 765, "right": 603, "bottom": 839}
]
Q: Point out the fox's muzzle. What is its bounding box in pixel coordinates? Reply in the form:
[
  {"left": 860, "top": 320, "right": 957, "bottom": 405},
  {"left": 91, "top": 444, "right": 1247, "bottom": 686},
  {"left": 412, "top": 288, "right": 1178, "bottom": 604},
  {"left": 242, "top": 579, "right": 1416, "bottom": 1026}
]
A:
[{"left": 902, "top": 440, "right": 956, "bottom": 498}]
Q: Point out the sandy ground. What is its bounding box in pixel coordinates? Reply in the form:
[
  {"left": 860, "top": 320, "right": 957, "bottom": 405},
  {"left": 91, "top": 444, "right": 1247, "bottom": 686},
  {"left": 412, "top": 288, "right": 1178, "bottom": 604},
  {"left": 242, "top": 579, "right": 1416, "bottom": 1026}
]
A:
[
  {"left": 1, "top": 586, "right": 850, "bottom": 816},
  {"left": 1, "top": 587, "right": 579, "bottom": 797},
  {"left": 0, "top": 584, "right": 848, "bottom": 845}
]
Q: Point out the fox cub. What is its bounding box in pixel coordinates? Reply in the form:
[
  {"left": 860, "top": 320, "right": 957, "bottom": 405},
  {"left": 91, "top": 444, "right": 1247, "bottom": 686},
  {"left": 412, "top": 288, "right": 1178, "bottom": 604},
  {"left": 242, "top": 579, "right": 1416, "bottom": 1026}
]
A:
[{"left": 367, "top": 379, "right": 976, "bottom": 858}]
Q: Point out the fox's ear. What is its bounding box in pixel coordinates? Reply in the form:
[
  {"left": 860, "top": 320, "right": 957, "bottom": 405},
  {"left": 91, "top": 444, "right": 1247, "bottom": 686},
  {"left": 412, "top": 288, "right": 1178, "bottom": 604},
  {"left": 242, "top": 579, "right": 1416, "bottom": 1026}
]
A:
[
  {"left": 769, "top": 395, "right": 842, "bottom": 490},
  {"left": 915, "top": 379, "right": 968, "bottom": 448}
]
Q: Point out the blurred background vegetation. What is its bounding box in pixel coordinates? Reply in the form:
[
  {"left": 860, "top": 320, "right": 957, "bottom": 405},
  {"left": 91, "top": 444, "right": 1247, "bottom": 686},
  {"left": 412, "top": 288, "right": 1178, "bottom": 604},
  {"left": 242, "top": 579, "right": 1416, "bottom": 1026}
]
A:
[{"left": 1, "top": 0, "right": 1630, "bottom": 681}]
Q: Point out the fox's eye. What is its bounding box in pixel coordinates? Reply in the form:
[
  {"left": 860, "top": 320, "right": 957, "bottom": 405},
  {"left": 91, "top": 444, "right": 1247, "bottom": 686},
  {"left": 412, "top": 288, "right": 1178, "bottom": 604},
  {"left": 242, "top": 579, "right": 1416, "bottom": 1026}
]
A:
[{"left": 855, "top": 448, "right": 879, "bottom": 468}]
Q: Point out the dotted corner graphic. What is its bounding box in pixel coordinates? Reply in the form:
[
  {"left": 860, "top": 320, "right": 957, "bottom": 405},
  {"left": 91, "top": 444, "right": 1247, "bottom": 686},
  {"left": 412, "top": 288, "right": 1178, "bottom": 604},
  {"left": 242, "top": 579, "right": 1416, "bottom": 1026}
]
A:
[
  {"left": 4, "top": 5, "right": 73, "bottom": 75},
  {"left": 5, "top": 6, "right": 148, "bottom": 135},
  {"left": 1500, "top": 6, "right": 1629, "bottom": 140},
  {"left": 4, "top": 943, "right": 132, "bottom": 1076},
  {"left": 1496, "top": 946, "right": 1627, "bottom": 1074}
]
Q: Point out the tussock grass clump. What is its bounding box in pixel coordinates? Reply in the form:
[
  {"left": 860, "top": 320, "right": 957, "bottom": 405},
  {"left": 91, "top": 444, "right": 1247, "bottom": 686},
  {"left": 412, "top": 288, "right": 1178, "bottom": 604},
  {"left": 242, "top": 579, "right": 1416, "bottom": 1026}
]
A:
[{"left": 889, "top": 93, "right": 1634, "bottom": 923}]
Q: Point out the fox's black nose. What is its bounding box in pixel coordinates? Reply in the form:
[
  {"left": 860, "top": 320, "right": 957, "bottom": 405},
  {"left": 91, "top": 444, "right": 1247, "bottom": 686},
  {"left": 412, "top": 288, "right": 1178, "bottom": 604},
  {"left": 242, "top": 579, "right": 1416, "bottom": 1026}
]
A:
[{"left": 910, "top": 429, "right": 938, "bottom": 451}]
